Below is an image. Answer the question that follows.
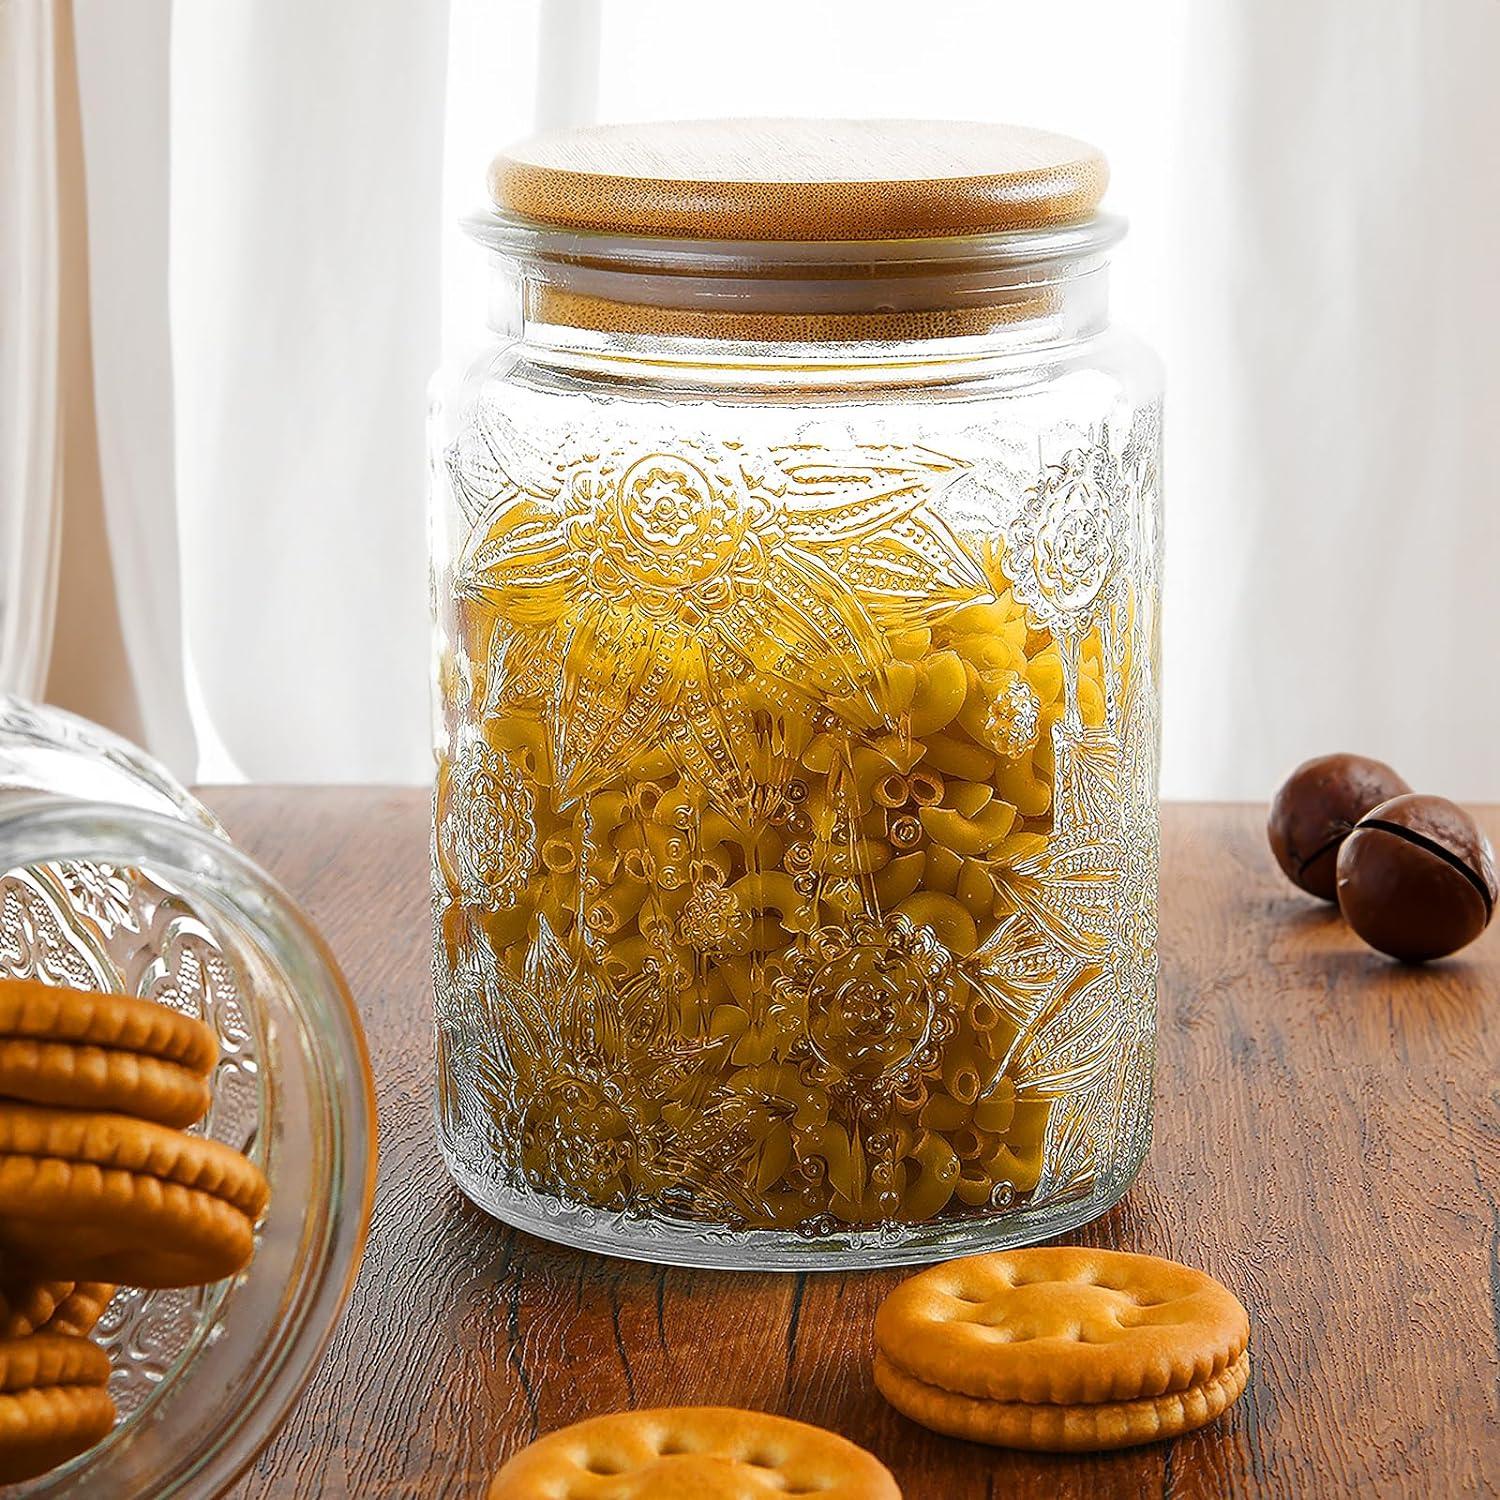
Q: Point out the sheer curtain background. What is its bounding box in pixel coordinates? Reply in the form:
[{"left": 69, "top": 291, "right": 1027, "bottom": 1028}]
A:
[{"left": 4, "top": 0, "right": 1498, "bottom": 797}]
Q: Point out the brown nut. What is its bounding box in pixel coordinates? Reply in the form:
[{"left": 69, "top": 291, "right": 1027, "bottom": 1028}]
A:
[
  {"left": 1268, "top": 754, "right": 1410, "bottom": 901},
  {"left": 1336, "top": 794, "right": 1498, "bottom": 962}
]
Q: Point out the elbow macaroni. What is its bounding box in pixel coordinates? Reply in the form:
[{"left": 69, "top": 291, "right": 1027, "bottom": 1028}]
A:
[{"left": 436, "top": 521, "right": 1122, "bottom": 1234}]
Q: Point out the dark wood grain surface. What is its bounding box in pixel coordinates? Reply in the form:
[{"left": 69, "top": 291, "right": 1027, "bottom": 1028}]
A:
[{"left": 208, "top": 789, "right": 1500, "bottom": 1500}]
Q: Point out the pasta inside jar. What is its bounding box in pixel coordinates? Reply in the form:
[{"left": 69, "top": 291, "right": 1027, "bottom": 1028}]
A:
[{"left": 434, "top": 434, "right": 1141, "bottom": 1234}]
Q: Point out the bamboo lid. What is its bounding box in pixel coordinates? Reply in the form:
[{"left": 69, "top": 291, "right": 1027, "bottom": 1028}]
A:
[{"left": 490, "top": 118, "right": 1108, "bottom": 242}]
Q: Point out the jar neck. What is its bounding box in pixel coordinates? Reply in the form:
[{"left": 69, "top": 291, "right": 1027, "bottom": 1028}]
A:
[{"left": 469, "top": 213, "right": 1122, "bottom": 364}]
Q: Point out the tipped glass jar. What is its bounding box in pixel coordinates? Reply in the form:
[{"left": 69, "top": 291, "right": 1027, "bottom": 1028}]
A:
[
  {"left": 429, "top": 120, "right": 1163, "bottom": 1268},
  {"left": 0, "top": 696, "right": 375, "bottom": 1495}
]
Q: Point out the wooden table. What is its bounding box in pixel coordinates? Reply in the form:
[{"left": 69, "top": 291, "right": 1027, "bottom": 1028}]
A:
[{"left": 211, "top": 790, "right": 1500, "bottom": 1500}]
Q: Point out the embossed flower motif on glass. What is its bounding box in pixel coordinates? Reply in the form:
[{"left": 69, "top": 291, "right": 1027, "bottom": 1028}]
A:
[
  {"left": 437, "top": 741, "right": 536, "bottom": 911},
  {"left": 451, "top": 437, "right": 985, "bottom": 813},
  {"left": 429, "top": 119, "right": 1163, "bottom": 1267},
  {"left": 1006, "top": 445, "right": 1125, "bottom": 623},
  {"left": 56, "top": 860, "right": 139, "bottom": 935}
]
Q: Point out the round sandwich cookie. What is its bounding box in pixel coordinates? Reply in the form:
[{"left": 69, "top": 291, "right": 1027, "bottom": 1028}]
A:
[
  {"left": 0, "top": 1277, "right": 114, "bottom": 1339},
  {"left": 0, "top": 1334, "right": 115, "bottom": 1483},
  {"left": 487, "top": 1407, "right": 901, "bottom": 1499},
  {"left": 0, "top": 978, "right": 218, "bottom": 1129},
  {"left": 874, "top": 1247, "right": 1250, "bottom": 1452},
  {"left": 0, "top": 1104, "right": 268, "bottom": 1289}
]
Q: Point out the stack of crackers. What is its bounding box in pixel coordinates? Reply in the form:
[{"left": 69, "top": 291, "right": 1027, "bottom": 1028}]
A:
[
  {"left": 874, "top": 1247, "right": 1251, "bottom": 1452},
  {"left": 0, "top": 976, "right": 270, "bottom": 1483}
]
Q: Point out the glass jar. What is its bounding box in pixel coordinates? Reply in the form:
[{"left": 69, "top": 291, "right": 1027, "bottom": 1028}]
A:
[
  {"left": 0, "top": 696, "right": 376, "bottom": 1496},
  {"left": 429, "top": 120, "right": 1162, "bottom": 1269}
]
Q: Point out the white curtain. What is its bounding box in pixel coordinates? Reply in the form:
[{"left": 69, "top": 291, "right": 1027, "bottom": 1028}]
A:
[
  {"left": 0, "top": 1, "right": 61, "bottom": 700},
  {"left": 168, "top": 1, "right": 449, "bottom": 781},
  {"left": 5, "top": 0, "right": 1499, "bottom": 797}
]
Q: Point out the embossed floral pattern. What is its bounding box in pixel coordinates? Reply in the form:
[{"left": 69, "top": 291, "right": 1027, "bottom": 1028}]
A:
[
  {"left": 450, "top": 434, "right": 987, "bottom": 809},
  {"left": 776, "top": 914, "right": 953, "bottom": 1087},
  {"left": 985, "top": 678, "right": 1042, "bottom": 760},
  {"left": 575, "top": 452, "right": 777, "bottom": 616},
  {"left": 486, "top": 917, "right": 729, "bottom": 1210},
  {"left": 438, "top": 741, "right": 536, "bottom": 911},
  {"left": 1005, "top": 443, "right": 1123, "bottom": 626},
  {"left": 676, "top": 877, "right": 750, "bottom": 955},
  {"left": 432, "top": 408, "right": 1163, "bottom": 1241},
  {"left": 56, "top": 861, "right": 137, "bottom": 936}
]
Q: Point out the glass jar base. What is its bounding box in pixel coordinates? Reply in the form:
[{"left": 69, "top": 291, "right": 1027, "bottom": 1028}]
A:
[{"left": 440, "top": 1129, "right": 1152, "bottom": 1272}]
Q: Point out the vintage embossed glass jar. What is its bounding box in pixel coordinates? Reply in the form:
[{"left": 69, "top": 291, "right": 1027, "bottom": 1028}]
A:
[
  {"left": 429, "top": 120, "right": 1163, "bottom": 1268},
  {"left": 0, "top": 697, "right": 376, "bottom": 1494}
]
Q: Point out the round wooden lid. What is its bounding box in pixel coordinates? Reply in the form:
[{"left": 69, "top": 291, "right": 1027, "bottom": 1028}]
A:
[{"left": 490, "top": 118, "right": 1108, "bottom": 242}]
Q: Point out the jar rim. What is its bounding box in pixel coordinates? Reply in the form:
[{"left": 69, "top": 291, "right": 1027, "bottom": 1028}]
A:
[
  {"left": 466, "top": 212, "right": 1125, "bottom": 344},
  {"left": 464, "top": 209, "right": 1127, "bottom": 281}
]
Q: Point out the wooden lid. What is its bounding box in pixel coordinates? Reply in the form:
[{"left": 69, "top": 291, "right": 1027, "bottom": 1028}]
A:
[{"left": 490, "top": 118, "right": 1107, "bottom": 242}]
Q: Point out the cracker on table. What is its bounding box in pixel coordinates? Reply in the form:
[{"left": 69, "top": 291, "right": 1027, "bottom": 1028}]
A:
[
  {"left": 487, "top": 1406, "right": 901, "bottom": 1500},
  {"left": 875, "top": 1247, "right": 1249, "bottom": 1405}
]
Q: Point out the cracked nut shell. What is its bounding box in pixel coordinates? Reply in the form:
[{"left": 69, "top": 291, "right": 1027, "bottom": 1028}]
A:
[{"left": 1336, "top": 793, "right": 1498, "bottom": 962}]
